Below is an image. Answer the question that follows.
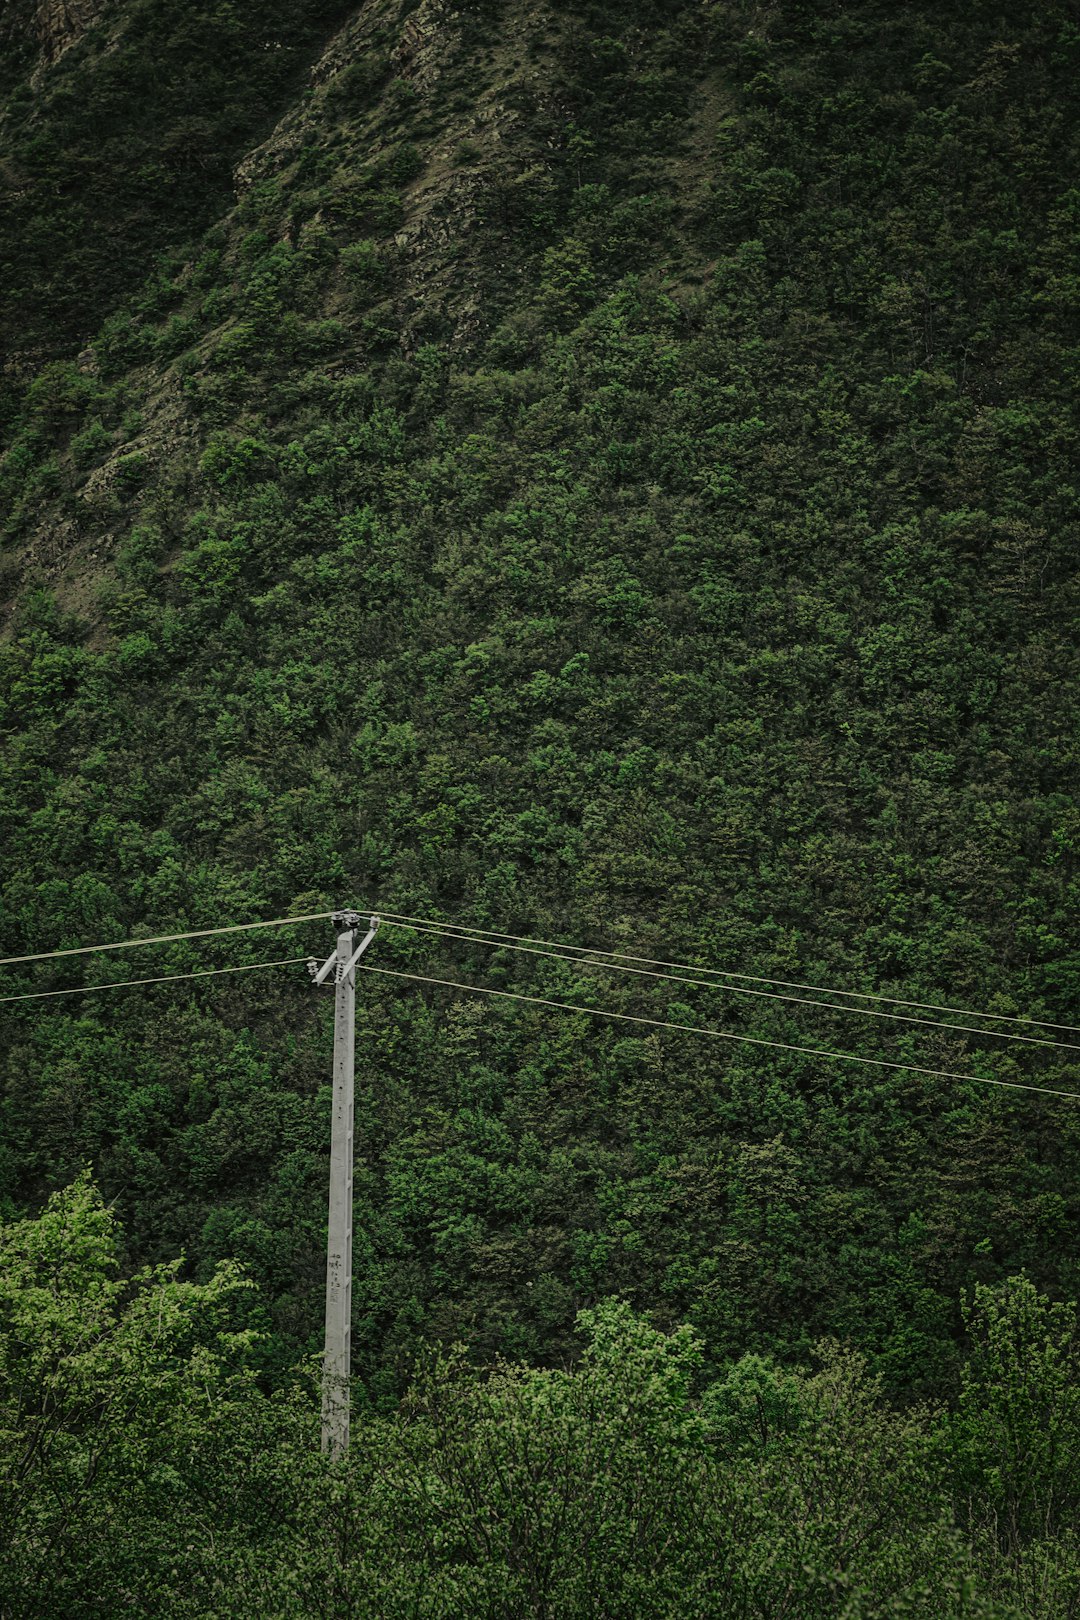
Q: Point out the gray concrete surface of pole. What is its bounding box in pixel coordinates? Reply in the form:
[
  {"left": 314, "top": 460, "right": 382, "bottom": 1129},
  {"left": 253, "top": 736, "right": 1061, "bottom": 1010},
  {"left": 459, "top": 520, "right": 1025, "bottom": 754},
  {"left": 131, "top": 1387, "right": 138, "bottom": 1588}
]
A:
[{"left": 321, "top": 911, "right": 359, "bottom": 1458}]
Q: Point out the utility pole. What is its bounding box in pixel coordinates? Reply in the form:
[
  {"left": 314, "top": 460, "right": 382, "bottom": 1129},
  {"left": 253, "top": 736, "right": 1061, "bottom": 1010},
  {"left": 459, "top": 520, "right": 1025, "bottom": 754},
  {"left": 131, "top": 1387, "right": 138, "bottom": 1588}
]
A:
[{"left": 309, "top": 910, "right": 379, "bottom": 1458}]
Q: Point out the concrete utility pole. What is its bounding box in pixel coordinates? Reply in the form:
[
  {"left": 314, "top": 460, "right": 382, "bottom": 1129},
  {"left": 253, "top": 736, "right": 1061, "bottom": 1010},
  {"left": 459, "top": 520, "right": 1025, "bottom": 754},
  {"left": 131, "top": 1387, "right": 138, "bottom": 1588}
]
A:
[{"left": 309, "top": 910, "right": 379, "bottom": 1458}]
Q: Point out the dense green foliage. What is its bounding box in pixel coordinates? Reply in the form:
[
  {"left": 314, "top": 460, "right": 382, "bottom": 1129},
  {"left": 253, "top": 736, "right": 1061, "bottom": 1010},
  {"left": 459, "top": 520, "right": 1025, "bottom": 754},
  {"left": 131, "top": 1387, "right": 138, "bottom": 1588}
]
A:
[
  {"left": 7, "top": 1183, "right": 1080, "bottom": 1617},
  {"left": 1, "top": 0, "right": 1079, "bottom": 1607}
]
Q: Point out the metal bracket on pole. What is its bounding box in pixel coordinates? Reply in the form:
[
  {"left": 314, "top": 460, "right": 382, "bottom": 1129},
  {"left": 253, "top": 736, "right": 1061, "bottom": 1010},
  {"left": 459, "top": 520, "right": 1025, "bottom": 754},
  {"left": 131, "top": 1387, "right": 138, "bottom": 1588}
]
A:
[
  {"left": 308, "top": 913, "right": 375, "bottom": 988},
  {"left": 337, "top": 916, "right": 379, "bottom": 982},
  {"left": 308, "top": 951, "right": 337, "bottom": 986}
]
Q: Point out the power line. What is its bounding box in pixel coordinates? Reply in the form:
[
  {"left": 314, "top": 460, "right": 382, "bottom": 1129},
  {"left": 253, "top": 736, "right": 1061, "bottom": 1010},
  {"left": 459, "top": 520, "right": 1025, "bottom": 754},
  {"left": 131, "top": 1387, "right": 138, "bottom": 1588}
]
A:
[
  {"left": 367, "top": 908, "right": 1080, "bottom": 1038},
  {"left": 355, "top": 963, "right": 1080, "bottom": 1105},
  {"left": 0, "top": 956, "right": 309, "bottom": 1004},
  {"left": 384, "top": 919, "right": 1080, "bottom": 1054},
  {"left": 4, "top": 899, "right": 1078, "bottom": 1042},
  {"left": 0, "top": 912, "right": 336, "bottom": 968},
  {"left": 3, "top": 935, "right": 1076, "bottom": 1105}
]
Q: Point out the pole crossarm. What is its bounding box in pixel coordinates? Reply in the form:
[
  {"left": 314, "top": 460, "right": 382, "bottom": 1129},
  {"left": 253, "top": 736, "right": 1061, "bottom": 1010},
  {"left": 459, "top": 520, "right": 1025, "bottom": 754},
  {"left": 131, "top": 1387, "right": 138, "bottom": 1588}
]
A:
[
  {"left": 338, "top": 917, "right": 380, "bottom": 982},
  {"left": 308, "top": 915, "right": 378, "bottom": 988},
  {"left": 308, "top": 951, "right": 337, "bottom": 986}
]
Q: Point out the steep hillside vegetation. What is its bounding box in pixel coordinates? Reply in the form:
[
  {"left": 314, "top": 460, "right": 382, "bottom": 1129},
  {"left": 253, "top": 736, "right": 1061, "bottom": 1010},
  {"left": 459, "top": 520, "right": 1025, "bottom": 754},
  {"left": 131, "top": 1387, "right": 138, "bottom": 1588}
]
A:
[
  {"left": 2, "top": 0, "right": 1079, "bottom": 1428},
  {"left": 0, "top": 0, "right": 352, "bottom": 428}
]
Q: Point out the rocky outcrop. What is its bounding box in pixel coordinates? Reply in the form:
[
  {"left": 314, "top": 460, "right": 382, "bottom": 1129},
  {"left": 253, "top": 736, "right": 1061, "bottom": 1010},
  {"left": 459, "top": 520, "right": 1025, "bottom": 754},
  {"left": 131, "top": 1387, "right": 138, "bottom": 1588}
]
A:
[
  {"left": 34, "top": 0, "right": 103, "bottom": 69},
  {"left": 390, "top": 0, "right": 460, "bottom": 95},
  {"left": 231, "top": 0, "right": 553, "bottom": 352}
]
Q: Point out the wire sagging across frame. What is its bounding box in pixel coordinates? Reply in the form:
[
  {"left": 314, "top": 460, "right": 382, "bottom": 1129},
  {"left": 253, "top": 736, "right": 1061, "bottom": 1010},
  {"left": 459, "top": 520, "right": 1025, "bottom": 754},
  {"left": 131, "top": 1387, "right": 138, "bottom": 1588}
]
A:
[
  {"left": 3, "top": 899, "right": 1078, "bottom": 1044},
  {"left": 0, "top": 957, "right": 311, "bottom": 1004},
  {"left": 0, "top": 912, "right": 337, "bottom": 968},
  {"left": 361, "top": 907, "right": 1080, "bottom": 1038},
  {"left": 355, "top": 963, "right": 1080, "bottom": 1105},
  {"left": 380, "top": 919, "right": 1080, "bottom": 1054},
  {"left": 2, "top": 940, "right": 1077, "bottom": 1105}
]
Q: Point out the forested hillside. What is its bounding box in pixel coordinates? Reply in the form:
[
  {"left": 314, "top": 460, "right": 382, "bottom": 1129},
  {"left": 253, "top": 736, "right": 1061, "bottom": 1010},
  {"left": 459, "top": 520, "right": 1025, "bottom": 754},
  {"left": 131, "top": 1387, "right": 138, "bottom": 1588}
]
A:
[{"left": 2, "top": 0, "right": 1079, "bottom": 1612}]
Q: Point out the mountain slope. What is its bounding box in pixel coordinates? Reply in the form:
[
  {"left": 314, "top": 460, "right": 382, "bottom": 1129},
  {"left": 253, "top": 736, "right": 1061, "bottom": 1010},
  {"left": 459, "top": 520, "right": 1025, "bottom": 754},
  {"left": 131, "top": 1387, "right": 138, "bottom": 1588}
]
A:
[{"left": 1, "top": 0, "right": 1078, "bottom": 1399}]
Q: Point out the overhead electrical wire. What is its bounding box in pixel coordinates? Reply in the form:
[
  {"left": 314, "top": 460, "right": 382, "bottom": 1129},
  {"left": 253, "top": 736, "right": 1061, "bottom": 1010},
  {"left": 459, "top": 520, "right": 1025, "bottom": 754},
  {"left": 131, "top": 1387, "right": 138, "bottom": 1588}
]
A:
[
  {"left": 2, "top": 901, "right": 1078, "bottom": 1043},
  {"left": 366, "top": 907, "right": 1080, "bottom": 1038},
  {"left": 1, "top": 939, "right": 1077, "bottom": 1104},
  {"left": 354, "top": 963, "right": 1080, "bottom": 1105},
  {"left": 382, "top": 919, "right": 1080, "bottom": 1053},
  {"left": 0, "top": 956, "right": 309, "bottom": 1004},
  {"left": 0, "top": 911, "right": 337, "bottom": 967}
]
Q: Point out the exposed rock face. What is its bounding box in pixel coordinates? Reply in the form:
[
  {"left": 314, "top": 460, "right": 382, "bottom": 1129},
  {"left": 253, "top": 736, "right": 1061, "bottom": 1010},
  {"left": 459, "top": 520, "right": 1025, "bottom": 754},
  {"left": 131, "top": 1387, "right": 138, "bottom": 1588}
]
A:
[
  {"left": 390, "top": 0, "right": 459, "bottom": 95},
  {"left": 230, "top": 0, "right": 550, "bottom": 351},
  {"left": 233, "top": 0, "right": 467, "bottom": 197},
  {"left": 34, "top": 0, "right": 103, "bottom": 69}
]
